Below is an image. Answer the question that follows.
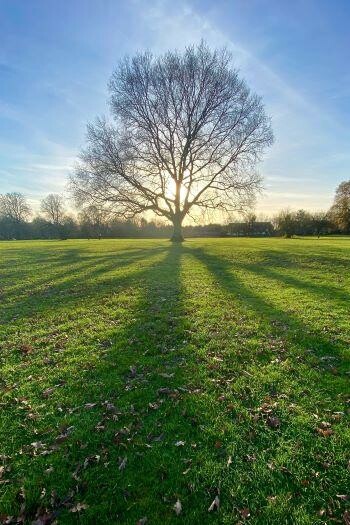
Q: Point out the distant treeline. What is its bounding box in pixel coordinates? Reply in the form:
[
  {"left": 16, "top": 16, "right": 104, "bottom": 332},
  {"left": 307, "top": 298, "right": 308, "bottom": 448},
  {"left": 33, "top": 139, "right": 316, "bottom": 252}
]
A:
[
  {"left": 0, "top": 181, "right": 349, "bottom": 240},
  {"left": 0, "top": 209, "right": 347, "bottom": 240}
]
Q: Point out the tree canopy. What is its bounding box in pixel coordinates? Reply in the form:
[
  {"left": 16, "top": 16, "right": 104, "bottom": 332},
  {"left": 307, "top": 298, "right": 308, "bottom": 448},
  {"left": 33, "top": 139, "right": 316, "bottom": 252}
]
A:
[{"left": 71, "top": 42, "right": 273, "bottom": 241}]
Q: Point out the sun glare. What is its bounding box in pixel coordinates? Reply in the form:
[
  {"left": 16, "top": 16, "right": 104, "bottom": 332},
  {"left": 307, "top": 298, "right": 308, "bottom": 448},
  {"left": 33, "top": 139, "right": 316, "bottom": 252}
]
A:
[{"left": 164, "top": 172, "right": 191, "bottom": 203}]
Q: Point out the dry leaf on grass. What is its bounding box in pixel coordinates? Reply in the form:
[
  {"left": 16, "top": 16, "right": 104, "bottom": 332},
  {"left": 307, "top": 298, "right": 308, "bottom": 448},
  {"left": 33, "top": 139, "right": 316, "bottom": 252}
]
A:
[
  {"left": 148, "top": 402, "right": 160, "bottom": 410},
  {"left": 173, "top": 499, "right": 182, "bottom": 515},
  {"left": 266, "top": 416, "right": 280, "bottom": 429},
  {"left": 316, "top": 427, "right": 333, "bottom": 437},
  {"left": 70, "top": 502, "right": 88, "bottom": 513},
  {"left": 208, "top": 495, "right": 220, "bottom": 512},
  {"left": 42, "top": 388, "right": 55, "bottom": 398},
  {"left": 118, "top": 457, "right": 127, "bottom": 471},
  {"left": 84, "top": 403, "right": 97, "bottom": 409},
  {"left": 239, "top": 507, "right": 251, "bottom": 519},
  {"left": 19, "top": 344, "right": 33, "bottom": 355},
  {"left": 158, "top": 387, "right": 172, "bottom": 395}
]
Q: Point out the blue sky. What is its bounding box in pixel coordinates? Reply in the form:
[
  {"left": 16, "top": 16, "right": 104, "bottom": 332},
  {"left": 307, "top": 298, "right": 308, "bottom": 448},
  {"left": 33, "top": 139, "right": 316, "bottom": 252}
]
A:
[{"left": 0, "top": 0, "right": 349, "bottom": 217}]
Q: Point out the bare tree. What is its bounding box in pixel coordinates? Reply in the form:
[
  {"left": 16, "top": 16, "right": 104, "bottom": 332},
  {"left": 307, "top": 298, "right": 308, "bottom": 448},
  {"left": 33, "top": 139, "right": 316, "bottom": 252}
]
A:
[
  {"left": 71, "top": 42, "right": 273, "bottom": 241},
  {"left": 0, "top": 192, "right": 31, "bottom": 222},
  {"left": 273, "top": 209, "right": 296, "bottom": 238},
  {"left": 78, "top": 204, "right": 108, "bottom": 238},
  {"left": 40, "top": 194, "right": 65, "bottom": 225}
]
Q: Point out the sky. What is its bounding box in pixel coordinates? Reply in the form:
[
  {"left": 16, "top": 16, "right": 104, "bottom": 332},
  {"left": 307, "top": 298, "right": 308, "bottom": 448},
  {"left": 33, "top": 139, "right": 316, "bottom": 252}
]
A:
[{"left": 0, "top": 0, "right": 349, "bottom": 219}]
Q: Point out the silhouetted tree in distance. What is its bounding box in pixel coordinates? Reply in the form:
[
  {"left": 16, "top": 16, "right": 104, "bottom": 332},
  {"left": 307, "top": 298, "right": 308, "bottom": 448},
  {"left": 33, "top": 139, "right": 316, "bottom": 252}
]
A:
[
  {"left": 1, "top": 184, "right": 347, "bottom": 241},
  {"left": 329, "top": 180, "right": 350, "bottom": 233},
  {"left": 40, "top": 193, "right": 67, "bottom": 238},
  {"left": 0, "top": 192, "right": 31, "bottom": 222},
  {"left": 311, "top": 211, "right": 329, "bottom": 237},
  {"left": 78, "top": 205, "right": 109, "bottom": 238},
  {"left": 40, "top": 194, "right": 65, "bottom": 225},
  {"left": 0, "top": 192, "right": 31, "bottom": 239},
  {"left": 71, "top": 42, "right": 273, "bottom": 241},
  {"left": 273, "top": 209, "right": 297, "bottom": 238}
]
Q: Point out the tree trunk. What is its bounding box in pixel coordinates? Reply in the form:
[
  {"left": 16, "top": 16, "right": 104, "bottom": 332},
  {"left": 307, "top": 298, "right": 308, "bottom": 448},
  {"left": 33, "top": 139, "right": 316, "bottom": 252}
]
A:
[{"left": 171, "top": 216, "right": 184, "bottom": 242}]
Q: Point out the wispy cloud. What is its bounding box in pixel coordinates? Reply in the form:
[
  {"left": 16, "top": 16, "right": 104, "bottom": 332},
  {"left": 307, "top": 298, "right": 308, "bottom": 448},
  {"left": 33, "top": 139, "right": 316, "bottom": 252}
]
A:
[{"left": 138, "top": 0, "right": 344, "bottom": 130}]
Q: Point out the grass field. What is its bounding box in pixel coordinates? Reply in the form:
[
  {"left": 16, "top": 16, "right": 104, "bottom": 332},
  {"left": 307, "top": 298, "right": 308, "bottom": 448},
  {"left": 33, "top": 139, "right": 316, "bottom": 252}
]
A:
[{"left": 0, "top": 237, "right": 349, "bottom": 524}]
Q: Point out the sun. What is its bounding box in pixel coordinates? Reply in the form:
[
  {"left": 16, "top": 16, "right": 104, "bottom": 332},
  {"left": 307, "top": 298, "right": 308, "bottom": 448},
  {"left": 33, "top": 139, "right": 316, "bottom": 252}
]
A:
[
  {"left": 164, "top": 172, "right": 189, "bottom": 204},
  {"left": 166, "top": 177, "right": 177, "bottom": 199}
]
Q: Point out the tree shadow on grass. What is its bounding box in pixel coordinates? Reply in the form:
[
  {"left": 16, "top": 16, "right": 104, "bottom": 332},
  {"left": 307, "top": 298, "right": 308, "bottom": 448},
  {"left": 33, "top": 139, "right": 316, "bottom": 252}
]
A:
[
  {"left": 185, "top": 245, "right": 348, "bottom": 366},
  {"left": 2, "top": 244, "right": 209, "bottom": 524},
  {"left": 2, "top": 242, "right": 349, "bottom": 524},
  {"left": 1, "top": 244, "right": 166, "bottom": 293},
  {"left": 0, "top": 242, "right": 167, "bottom": 298},
  {"left": 179, "top": 245, "right": 349, "bottom": 523},
  {"left": 234, "top": 250, "right": 350, "bottom": 311},
  {"left": 0, "top": 246, "right": 168, "bottom": 325}
]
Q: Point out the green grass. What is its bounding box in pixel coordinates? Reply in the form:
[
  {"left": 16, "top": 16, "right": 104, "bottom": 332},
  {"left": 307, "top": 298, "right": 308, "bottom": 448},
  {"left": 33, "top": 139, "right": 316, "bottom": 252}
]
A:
[{"left": 0, "top": 237, "right": 349, "bottom": 524}]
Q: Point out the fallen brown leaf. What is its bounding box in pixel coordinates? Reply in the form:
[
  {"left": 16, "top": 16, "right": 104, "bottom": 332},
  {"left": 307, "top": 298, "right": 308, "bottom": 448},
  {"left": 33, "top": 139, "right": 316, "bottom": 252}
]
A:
[
  {"left": 173, "top": 499, "right": 182, "bottom": 515},
  {"left": 208, "top": 495, "right": 220, "bottom": 512},
  {"left": 148, "top": 402, "right": 160, "bottom": 410},
  {"left": 42, "top": 388, "right": 55, "bottom": 398},
  {"left": 266, "top": 416, "right": 280, "bottom": 429},
  {"left": 239, "top": 507, "right": 251, "bottom": 519},
  {"left": 316, "top": 427, "right": 333, "bottom": 437},
  {"left": 118, "top": 457, "right": 127, "bottom": 471},
  {"left": 19, "top": 344, "right": 33, "bottom": 355},
  {"left": 84, "top": 403, "right": 97, "bottom": 409},
  {"left": 70, "top": 503, "right": 88, "bottom": 513},
  {"left": 158, "top": 387, "right": 172, "bottom": 395}
]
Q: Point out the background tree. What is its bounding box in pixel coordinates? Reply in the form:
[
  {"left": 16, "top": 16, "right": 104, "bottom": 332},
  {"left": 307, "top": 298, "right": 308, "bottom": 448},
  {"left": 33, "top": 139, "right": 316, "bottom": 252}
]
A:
[
  {"left": 329, "top": 180, "right": 350, "bottom": 233},
  {"left": 78, "top": 205, "right": 108, "bottom": 238},
  {"left": 243, "top": 212, "right": 257, "bottom": 236},
  {"left": 60, "top": 216, "right": 79, "bottom": 239},
  {"left": 0, "top": 192, "right": 31, "bottom": 239},
  {"left": 0, "top": 192, "right": 31, "bottom": 223},
  {"left": 40, "top": 194, "right": 65, "bottom": 226},
  {"left": 273, "top": 209, "right": 297, "bottom": 238},
  {"left": 311, "top": 211, "right": 329, "bottom": 237},
  {"left": 273, "top": 209, "right": 331, "bottom": 237},
  {"left": 30, "top": 217, "right": 53, "bottom": 239},
  {"left": 71, "top": 42, "right": 273, "bottom": 241},
  {"left": 293, "top": 209, "right": 313, "bottom": 236}
]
